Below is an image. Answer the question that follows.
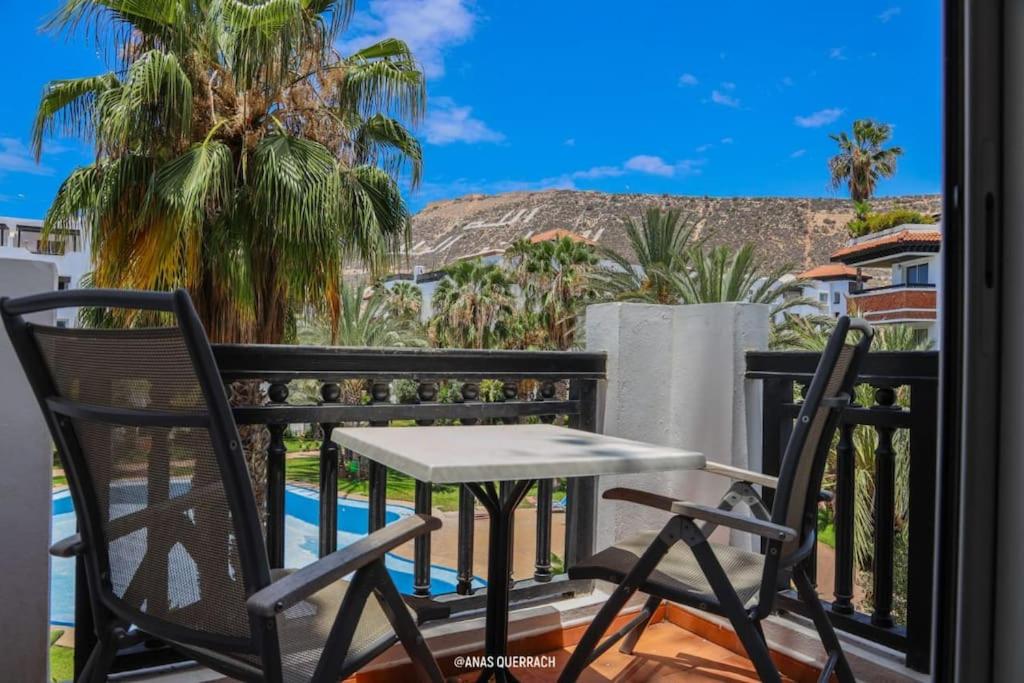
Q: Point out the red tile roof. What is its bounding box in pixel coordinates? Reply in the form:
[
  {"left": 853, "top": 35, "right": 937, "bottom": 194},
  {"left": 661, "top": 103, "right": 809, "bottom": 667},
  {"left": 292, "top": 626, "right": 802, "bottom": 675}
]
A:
[
  {"left": 797, "top": 263, "right": 866, "bottom": 281},
  {"left": 528, "top": 229, "right": 594, "bottom": 244},
  {"left": 831, "top": 229, "right": 942, "bottom": 261}
]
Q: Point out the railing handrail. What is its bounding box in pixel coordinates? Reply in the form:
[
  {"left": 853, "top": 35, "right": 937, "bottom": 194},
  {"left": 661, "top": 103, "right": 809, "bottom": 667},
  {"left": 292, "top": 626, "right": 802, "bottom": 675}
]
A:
[
  {"left": 746, "top": 350, "right": 938, "bottom": 384},
  {"left": 213, "top": 344, "right": 607, "bottom": 381}
]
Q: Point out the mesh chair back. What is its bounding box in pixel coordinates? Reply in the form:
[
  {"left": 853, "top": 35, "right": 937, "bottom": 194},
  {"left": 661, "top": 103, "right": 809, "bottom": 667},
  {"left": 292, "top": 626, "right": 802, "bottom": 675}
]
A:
[
  {"left": 1, "top": 290, "right": 269, "bottom": 652},
  {"left": 771, "top": 317, "right": 873, "bottom": 560}
]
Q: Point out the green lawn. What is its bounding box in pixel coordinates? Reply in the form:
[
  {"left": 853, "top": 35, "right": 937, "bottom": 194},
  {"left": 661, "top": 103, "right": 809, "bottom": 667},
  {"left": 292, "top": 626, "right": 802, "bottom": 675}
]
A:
[
  {"left": 50, "top": 629, "right": 73, "bottom": 682},
  {"left": 285, "top": 456, "right": 561, "bottom": 512}
]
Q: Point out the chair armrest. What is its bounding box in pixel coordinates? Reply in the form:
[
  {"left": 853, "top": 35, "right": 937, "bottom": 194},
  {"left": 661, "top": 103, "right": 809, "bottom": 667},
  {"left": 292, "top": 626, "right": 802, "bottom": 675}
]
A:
[
  {"left": 670, "top": 501, "right": 798, "bottom": 542},
  {"left": 603, "top": 487, "right": 677, "bottom": 512},
  {"left": 702, "top": 462, "right": 780, "bottom": 489},
  {"left": 247, "top": 514, "right": 441, "bottom": 617},
  {"left": 50, "top": 534, "right": 85, "bottom": 558}
]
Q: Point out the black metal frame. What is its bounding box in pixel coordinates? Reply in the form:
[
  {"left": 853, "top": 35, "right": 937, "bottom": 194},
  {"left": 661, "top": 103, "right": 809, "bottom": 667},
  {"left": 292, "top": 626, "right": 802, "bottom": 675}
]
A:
[
  {"left": 558, "top": 317, "right": 874, "bottom": 683},
  {"left": 0, "top": 289, "right": 445, "bottom": 683},
  {"left": 749, "top": 348, "right": 939, "bottom": 670}
]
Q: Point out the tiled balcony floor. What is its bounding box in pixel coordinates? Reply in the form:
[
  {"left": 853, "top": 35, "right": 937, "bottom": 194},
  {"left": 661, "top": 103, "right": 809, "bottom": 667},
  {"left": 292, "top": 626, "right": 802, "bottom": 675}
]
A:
[{"left": 147, "top": 619, "right": 794, "bottom": 683}]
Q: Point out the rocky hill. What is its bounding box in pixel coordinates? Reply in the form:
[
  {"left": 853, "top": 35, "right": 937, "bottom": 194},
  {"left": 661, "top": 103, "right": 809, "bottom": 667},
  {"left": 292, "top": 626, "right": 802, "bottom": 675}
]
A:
[{"left": 405, "top": 191, "right": 941, "bottom": 273}]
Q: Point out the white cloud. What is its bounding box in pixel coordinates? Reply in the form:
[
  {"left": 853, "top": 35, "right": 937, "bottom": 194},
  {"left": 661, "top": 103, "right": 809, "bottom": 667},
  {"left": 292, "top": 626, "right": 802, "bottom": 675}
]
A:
[
  {"left": 421, "top": 97, "right": 504, "bottom": 145},
  {"left": 794, "top": 107, "right": 844, "bottom": 128},
  {"left": 720, "top": 137, "right": 734, "bottom": 144},
  {"left": 696, "top": 143, "right": 713, "bottom": 153},
  {"left": 572, "top": 165, "right": 625, "bottom": 179},
  {"left": 624, "top": 155, "right": 675, "bottom": 177},
  {"left": 710, "top": 90, "right": 740, "bottom": 108},
  {"left": 781, "top": 76, "right": 795, "bottom": 87},
  {"left": 0, "top": 138, "right": 52, "bottom": 176},
  {"left": 720, "top": 81, "right": 736, "bottom": 90},
  {"left": 790, "top": 149, "right": 807, "bottom": 158},
  {"left": 829, "top": 47, "right": 848, "bottom": 61},
  {"left": 345, "top": 0, "right": 477, "bottom": 79},
  {"left": 564, "top": 138, "right": 576, "bottom": 146},
  {"left": 878, "top": 6, "right": 901, "bottom": 22},
  {"left": 678, "top": 73, "right": 699, "bottom": 86}
]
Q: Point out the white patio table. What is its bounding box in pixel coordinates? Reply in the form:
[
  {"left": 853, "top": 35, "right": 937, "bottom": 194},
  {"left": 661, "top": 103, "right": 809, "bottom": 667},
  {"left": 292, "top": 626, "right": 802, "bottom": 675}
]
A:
[{"left": 331, "top": 423, "right": 705, "bottom": 682}]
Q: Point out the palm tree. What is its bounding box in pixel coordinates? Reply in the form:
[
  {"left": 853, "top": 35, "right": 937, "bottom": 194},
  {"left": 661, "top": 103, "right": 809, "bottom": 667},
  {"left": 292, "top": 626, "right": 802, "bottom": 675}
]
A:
[
  {"left": 35, "top": 0, "right": 424, "bottom": 345},
  {"left": 828, "top": 119, "right": 903, "bottom": 202},
  {"left": 676, "top": 243, "right": 809, "bottom": 317},
  {"left": 428, "top": 260, "right": 514, "bottom": 349},
  {"left": 592, "top": 208, "right": 697, "bottom": 304},
  {"left": 505, "top": 236, "right": 598, "bottom": 349},
  {"left": 379, "top": 280, "right": 423, "bottom": 323}
]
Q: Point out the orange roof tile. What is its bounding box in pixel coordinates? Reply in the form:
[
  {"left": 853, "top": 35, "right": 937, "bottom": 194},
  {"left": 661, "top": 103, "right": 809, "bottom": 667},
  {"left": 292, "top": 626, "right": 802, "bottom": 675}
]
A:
[
  {"left": 797, "top": 263, "right": 866, "bottom": 281},
  {"left": 831, "top": 229, "right": 942, "bottom": 261},
  {"left": 528, "top": 229, "right": 594, "bottom": 245}
]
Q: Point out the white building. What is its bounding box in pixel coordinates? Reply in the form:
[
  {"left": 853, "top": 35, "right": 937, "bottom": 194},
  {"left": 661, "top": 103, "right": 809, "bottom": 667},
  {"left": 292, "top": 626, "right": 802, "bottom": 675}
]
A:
[
  {"left": 0, "top": 217, "right": 90, "bottom": 327},
  {"left": 791, "top": 264, "right": 868, "bottom": 318},
  {"left": 831, "top": 223, "right": 942, "bottom": 345}
]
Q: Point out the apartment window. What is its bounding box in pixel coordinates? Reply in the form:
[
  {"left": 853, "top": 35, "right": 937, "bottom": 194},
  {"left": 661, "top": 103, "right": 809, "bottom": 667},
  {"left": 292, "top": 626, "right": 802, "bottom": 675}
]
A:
[
  {"left": 58, "top": 276, "right": 71, "bottom": 291},
  {"left": 819, "top": 292, "right": 828, "bottom": 303},
  {"left": 906, "top": 263, "right": 930, "bottom": 285},
  {"left": 833, "top": 291, "right": 841, "bottom": 305}
]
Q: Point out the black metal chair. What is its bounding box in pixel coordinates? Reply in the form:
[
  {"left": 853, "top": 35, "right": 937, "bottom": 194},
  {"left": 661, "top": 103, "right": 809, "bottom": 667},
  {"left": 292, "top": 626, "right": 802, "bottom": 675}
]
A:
[
  {"left": 558, "top": 316, "right": 873, "bottom": 683},
  {"left": 1, "top": 289, "right": 445, "bottom": 683}
]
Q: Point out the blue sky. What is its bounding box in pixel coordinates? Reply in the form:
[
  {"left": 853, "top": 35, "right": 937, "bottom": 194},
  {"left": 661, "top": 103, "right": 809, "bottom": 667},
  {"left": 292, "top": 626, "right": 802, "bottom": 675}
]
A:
[{"left": 0, "top": 1, "right": 941, "bottom": 218}]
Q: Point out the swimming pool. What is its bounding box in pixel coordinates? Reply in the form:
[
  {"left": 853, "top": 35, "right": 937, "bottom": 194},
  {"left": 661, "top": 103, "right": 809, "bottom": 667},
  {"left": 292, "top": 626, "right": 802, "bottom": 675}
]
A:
[{"left": 51, "top": 485, "right": 482, "bottom": 625}]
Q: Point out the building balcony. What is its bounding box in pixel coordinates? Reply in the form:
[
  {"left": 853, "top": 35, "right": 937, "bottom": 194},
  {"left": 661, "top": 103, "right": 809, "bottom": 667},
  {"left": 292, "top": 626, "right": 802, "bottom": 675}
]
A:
[
  {"left": 36, "top": 341, "right": 934, "bottom": 682},
  {"left": 848, "top": 283, "right": 938, "bottom": 324}
]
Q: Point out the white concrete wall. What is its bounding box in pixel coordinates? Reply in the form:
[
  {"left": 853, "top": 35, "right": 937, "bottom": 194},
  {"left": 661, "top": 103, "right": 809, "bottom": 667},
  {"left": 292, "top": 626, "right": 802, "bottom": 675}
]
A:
[
  {"left": 585, "top": 302, "right": 769, "bottom": 551},
  {"left": 0, "top": 258, "right": 57, "bottom": 682}
]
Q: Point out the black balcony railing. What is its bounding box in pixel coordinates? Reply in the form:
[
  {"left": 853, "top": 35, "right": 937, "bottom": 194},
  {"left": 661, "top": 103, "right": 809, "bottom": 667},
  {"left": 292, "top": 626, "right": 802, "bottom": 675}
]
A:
[
  {"left": 746, "top": 350, "right": 938, "bottom": 673},
  {"left": 77, "top": 345, "right": 606, "bottom": 678}
]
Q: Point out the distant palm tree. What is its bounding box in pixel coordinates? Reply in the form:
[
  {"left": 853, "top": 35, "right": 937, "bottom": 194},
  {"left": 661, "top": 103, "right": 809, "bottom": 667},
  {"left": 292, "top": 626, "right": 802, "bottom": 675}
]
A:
[
  {"left": 828, "top": 119, "right": 903, "bottom": 202},
  {"left": 592, "top": 208, "right": 697, "bottom": 304},
  {"left": 676, "top": 244, "right": 808, "bottom": 317},
  {"left": 429, "top": 260, "right": 514, "bottom": 349},
  {"left": 505, "top": 236, "right": 599, "bottom": 349},
  {"left": 379, "top": 280, "right": 424, "bottom": 322},
  {"left": 305, "top": 281, "right": 424, "bottom": 348}
]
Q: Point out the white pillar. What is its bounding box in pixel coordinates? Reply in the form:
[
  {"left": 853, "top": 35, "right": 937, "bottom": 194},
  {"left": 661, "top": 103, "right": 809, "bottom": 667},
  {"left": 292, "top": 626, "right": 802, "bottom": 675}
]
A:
[
  {"left": 0, "top": 258, "right": 58, "bottom": 682},
  {"left": 585, "top": 302, "right": 769, "bottom": 551}
]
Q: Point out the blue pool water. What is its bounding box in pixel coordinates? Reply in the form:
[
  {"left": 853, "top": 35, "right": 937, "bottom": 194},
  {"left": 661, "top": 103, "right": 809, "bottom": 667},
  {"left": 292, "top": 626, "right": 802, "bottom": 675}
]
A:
[{"left": 51, "top": 485, "right": 482, "bottom": 625}]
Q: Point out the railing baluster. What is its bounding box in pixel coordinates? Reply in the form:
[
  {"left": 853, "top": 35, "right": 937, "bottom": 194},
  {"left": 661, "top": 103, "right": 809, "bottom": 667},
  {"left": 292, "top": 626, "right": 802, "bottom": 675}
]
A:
[
  {"left": 502, "top": 381, "right": 519, "bottom": 424},
  {"left": 832, "top": 421, "right": 857, "bottom": 615},
  {"left": 906, "top": 380, "right": 937, "bottom": 672},
  {"left": 318, "top": 382, "right": 340, "bottom": 557},
  {"left": 457, "top": 485, "right": 476, "bottom": 594},
  {"left": 368, "top": 461, "right": 386, "bottom": 532},
  {"left": 367, "top": 380, "right": 390, "bottom": 535},
  {"left": 871, "top": 385, "right": 897, "bottom": 628},
  {"left": 416, "top": 381, "right": 437, "bottom": 426},
  {"left": 534, "top": 478, "right": 554, "bottom": 582},
  {"left": 266, "top": 381, "right": 289, "bottom": 568},
  {"left": 414, "top": 479, "right": 432, "bottom": 597},
  {"left": 539, "top": 379, "right": 557, "bottom": 424},
  {"left": 461, "top": 381, "right": 479, "bottom": 425}
]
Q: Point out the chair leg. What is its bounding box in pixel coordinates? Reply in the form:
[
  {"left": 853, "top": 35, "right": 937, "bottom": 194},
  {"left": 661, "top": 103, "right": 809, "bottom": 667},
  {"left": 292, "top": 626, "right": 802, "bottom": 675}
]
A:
[
  {"left": 558, "top": 525, "right": 678, "bottom": 683},
  {"left": 373, "top": 567, "right": 445, "bottom": 683},
  {"left": 792, "top": 564, "right": 855, "bottom": 683},
  {"left": 619, "top": 595, "right": 661, "bottom": 655},
  {"left": 688, "top": 538, "right": 782, "bottom": 683},
  {"left": 77, "top": 624, "right": 120, "bottom": 683}
]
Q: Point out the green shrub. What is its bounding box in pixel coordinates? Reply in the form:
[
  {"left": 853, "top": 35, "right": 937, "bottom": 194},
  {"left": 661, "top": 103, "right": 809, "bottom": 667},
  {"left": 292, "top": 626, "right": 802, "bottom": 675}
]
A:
[
  {"left": 392, "top": 379, "right": 420, "bottom": 404},
  {"left": 846, "top": 209, "right": 936, "bottom": 237}
]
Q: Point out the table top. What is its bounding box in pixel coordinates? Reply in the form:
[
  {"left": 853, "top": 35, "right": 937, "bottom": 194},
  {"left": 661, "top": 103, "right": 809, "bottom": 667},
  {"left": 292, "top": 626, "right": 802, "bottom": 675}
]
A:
[{"left": 330, "top": 424, "right": 705, "bottom": 483}]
